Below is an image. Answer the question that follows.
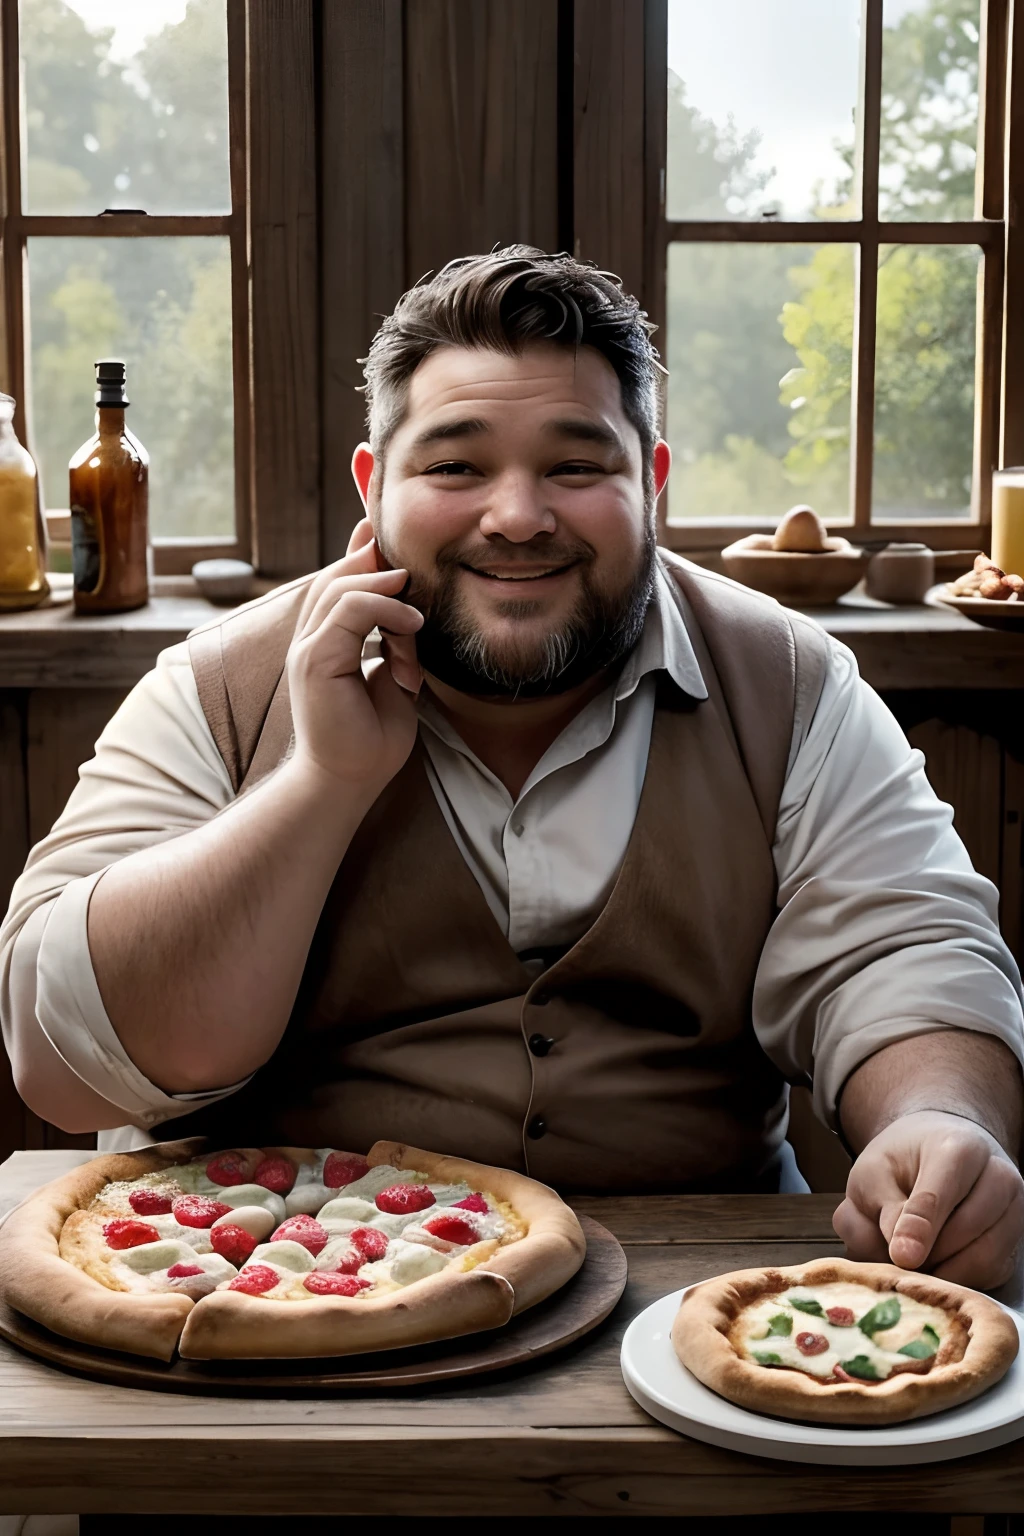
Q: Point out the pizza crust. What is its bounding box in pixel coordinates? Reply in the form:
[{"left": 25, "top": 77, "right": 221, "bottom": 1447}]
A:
[
  {"left": 178, "top": 1141, "right": 587, "bottom": 1359},
  {"left": 672, "top": 1258, "right": 1019, "bottom": 1425},
  {"left": 0, "top": 1138, "right": 586, "bottom": 1362},
  {"left": 0, "top": 1141, "right": 204, "bottom": 1362},
  {"left": 369, "top": 1142, "right": 587, "bottom": 1314},
  {"left": 178, "top": 1260, "right": 516, "bottom": 1359}
]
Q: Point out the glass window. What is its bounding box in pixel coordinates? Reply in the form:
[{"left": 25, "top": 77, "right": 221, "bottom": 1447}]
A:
[
  {"left": 20, "top": 0, "right": 230, "bottom": 215},
  {"left": 27, "top": 237, "right": 235, "bottom": 537},
  {"left": 665, "top": 242, "right": 855, "bottom": 522},
  {"left": 873, "top": 243, "right": 980, "bottom": 519},
  {"left": 880, "top": 0, "right": 981, "bottom": 222},
  {"left": 666, "top": 0, "right": 861, "bottom": 221}
]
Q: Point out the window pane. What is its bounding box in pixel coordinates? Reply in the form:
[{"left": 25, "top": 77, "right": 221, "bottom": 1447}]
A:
[
  {"left": 20, "top": 0, "right": 230, "bottom": 215},
  {"left": 27, "top": 237, "right": 234, "bottom": 537},
  {"left": 665, "top": 243, "right": 854, "bottom": 522},
  {"left": 666, "top": 0, "right": 860, "bottom": 221},
  {"left": 880, "top": 0, "right": 981, "bottom": 221},
  {"left": 872, "top": 243, "right": 979, "bottom": 520}
]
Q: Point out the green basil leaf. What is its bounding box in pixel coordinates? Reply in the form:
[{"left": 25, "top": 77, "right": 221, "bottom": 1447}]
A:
[
  {"left": 857, "top": 1296, "right": 901, "bottom": 1337},
  {"left": 766, "top": 1312, "right": 793, "bottom": 1336},
  {"left": 841, "top": 1355, "right": 882, "bottom": 1380},
  {"left": 753, "top": 1351, "right": 782, "bottom": 1366},
  {"left": 898, "top": 1324, "right": 940, "bottom": 1360},
  {"left": 788, "top": 1296, "right": 825, "bottom": 1317}
]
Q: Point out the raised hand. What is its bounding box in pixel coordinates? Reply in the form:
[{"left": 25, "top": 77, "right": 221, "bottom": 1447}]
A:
[{"left": 287, "top": 518, "right": 424, "bottom": 800}]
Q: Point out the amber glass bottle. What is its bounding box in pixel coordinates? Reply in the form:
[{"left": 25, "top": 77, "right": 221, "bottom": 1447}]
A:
[
  {"left": 0, "top": 394, "right": 49, "bottom": 611},
  {"left": 70, "top": 359, "right": 149, "bottom": 614}
]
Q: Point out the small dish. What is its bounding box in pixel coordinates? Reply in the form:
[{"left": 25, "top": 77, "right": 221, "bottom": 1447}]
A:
[
  {"left": 933, "top": 586, "right": 1024, "bottom": 630},
  {"left": 192, "top": 558, "right": 255, "bottom": 604},
  {"left": 721, "top": 535, "right": 865, "bottom": 607}
]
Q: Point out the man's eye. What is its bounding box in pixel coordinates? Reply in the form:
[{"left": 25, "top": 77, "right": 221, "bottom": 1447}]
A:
[
  {"left": 550, "top": 462, "right": 603, "bottom": 477},
  {"left": 424, "top": 462, "right": 476, "bottom": 477}
]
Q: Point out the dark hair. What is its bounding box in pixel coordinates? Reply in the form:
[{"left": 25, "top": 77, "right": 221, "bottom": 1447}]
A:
[{"left": 362, "top": 245, "right": 663, "bottom": 482}]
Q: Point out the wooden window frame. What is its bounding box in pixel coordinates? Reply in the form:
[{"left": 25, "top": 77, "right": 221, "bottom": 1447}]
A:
[
  {"left": 0, "top": 0, "right": 251, "bottom": 574},
  {"left": 639, "top": 0, "right": 1019, "bottom": 554},
  {"left": 0, "top": 0, "right": 320, "bottom": 581}
]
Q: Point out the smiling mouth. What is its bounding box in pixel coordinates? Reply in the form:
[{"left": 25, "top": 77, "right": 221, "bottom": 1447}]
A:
[{"left": 461, "top": 562, "right": 577, "bottom": 582}]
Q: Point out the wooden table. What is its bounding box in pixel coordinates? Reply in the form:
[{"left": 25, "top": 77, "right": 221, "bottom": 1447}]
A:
[{"left": 0, "top": 1152, "right": 1020, "bottom": 1521}]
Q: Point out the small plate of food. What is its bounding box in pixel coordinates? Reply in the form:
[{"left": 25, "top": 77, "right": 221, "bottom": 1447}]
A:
[
  {"left": 934, "top": 555, "right": 1024, "bottom": 628},
  {"left": 620, "top": 1258, "right": 1023, "bottom": 1465}
]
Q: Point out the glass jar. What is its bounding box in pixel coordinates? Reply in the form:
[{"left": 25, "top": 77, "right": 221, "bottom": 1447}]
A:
[{"left": 0, "top": 394, "right": 48, "bottom": 611}]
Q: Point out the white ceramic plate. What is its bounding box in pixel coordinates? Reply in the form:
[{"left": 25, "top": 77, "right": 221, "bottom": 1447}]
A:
[{"left": 620, "top": 1287, "right": 1024, "bottom": 1465}]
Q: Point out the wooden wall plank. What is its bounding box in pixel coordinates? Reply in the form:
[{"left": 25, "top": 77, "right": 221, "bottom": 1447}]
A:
[
  {"left": 404, "top": 0, "right": 560, "bottom": 281},
  {"left": 1002, "top": 747, "right": 1024, "bottom": 962},
  {"left": 573, "top": 0, "right": 646, "bottom": 303},
  {"left": 25, "top": 689, "right": 128, "bottom": 847},
  {"left": 22, "top": 688, "right": 127, "bottom": 1153},
  {"left": 247, "top": 0, "right": 320, "bottom": 576},
  {"left": 320, "top": 0, "right": 405, "bottom": 561},
  {"left": 0, "top": 691, "right": 29, "bottom": 1160},
  {"left": 1, "top": 689, "right": 121, "bottom": 1157},
  {"left": 906, "top": 718, "right": 1003, "bottom": 888},
  {"left": 0, "top": 691, "right": 27, "bottom": 919}
]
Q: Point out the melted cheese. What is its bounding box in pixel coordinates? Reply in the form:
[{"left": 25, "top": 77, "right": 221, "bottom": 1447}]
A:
[
  {"left": 740, "top": 1283, "right": 947, "bottom": 1381},
  {"left": 81, "top": 1156, "right": 525, "bottom": 1303}
]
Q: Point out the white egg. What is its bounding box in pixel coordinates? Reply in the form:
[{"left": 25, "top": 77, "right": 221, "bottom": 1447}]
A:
[
  {"left": 250, "top": 1239, "right": 314, "bottom": 1273},
  {"left": 284, "top": 1182, "right": 330, "bottom": 1217},
  {"left": 214, "top": 1184, "right": 287, "bottom": 1223},
  {"left": 211, "top": 1204, "right": 275, "bottom": 1241}
]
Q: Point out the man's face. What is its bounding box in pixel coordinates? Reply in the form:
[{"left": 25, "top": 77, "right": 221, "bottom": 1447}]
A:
[{"left": 364, "top": 343, "right": 666, "bottom": 697}]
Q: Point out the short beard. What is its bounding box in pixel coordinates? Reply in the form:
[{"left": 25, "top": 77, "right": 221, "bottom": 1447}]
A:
[{"left": 381, "top": 518, "right": 657, "bottom": 699}]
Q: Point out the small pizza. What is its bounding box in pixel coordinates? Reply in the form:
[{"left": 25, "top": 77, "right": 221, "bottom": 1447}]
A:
[
  {"left": 672, "top": 1258, "right": 1018, "bottom": 1425},
  {"left": 0, "top": 1139, "right": 586, "bottom": 1362}
]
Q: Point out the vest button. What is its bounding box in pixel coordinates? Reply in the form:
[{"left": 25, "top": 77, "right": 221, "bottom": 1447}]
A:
[
  {"left": 529, "top": 1033, "right": 554, "bottom": 1057},
  {"left": 527, "top": 1114, "right": 547, "bottom": 1139}
]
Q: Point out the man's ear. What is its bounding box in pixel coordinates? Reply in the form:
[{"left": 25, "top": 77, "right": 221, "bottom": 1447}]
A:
[
  {"left": 653, "top": 439, "right": 672, "bottom": 501},
  {"left": 351, "top": 443, "right": 376, "bottom": 510}
]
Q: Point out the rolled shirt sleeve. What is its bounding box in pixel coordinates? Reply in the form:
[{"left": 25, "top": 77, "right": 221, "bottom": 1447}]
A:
[
  {"left": 755, "top": 632, "right": 1024, "bottom": 1129},
  {"left": 0, "top": 641, "right": 250, "bottom": 1127}
]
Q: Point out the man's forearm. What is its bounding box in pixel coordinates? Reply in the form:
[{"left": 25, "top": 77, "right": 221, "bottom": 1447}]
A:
[
  {"left": 838, "top": 1029, "right": 1023, "bottom": 1158},
  {"left": 87, "top": 759, "right": 369, "bottom": 1095}
]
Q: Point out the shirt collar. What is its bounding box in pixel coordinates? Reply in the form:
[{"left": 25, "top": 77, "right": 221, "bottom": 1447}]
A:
[{"left": 612, "top": 557, "right": 708, "bottom": 704}]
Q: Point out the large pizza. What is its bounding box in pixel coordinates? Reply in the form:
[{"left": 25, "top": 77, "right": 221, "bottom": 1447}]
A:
[
  {"left": 0, "top": 1140, "right": 586, "bottom": 1362},
  {"left": 672, "top": 1258, "right": 1019, "bottom": 1425}
]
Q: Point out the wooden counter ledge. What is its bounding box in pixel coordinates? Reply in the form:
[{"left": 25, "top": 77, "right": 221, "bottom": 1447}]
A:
[{"left": 2, "top": 584, "right": 1022, "bottom": 691}]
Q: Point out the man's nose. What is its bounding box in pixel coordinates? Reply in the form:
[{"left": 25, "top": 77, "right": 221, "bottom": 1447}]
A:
[{"left": 477, "top": 473, "right": 556, "bottom": 542}]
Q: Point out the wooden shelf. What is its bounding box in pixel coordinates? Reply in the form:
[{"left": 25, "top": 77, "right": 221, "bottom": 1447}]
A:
[
  {"left": 1, "top": 585, "right": 1024, "bottom": 691},
  {"left": 0, "top": 580, "right": 265, "bottom": 689},
  {"left": 805, "top": 593, "right": 1024, "bottom": 691}
]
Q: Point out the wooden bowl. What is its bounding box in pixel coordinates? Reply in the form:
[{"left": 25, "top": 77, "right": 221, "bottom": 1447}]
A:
[{"left": 721, "top": 535, "right": 866, "bottom": 606}]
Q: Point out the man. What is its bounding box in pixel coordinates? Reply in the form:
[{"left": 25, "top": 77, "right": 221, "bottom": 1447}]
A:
[{"left": 2, "top": 247, "right": 1023, "bottom": 1289}]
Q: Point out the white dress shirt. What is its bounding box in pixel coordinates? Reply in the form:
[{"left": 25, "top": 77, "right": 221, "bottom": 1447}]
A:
[{"left": 2, "top": 564, "right": 1022, "bottom": 1148}]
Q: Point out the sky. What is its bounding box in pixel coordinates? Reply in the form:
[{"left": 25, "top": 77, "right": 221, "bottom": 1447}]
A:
[
  {"left": 667, "top": 0, "right": 956, "bottom": 218},
  {"left": 61, "top": 0, "right": 187, "bottom": 61}
]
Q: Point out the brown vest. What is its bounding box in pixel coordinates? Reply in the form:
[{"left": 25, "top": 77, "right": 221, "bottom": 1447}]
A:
[{"left": 163, "top": 553, "right": 827, "bottom": 1193}]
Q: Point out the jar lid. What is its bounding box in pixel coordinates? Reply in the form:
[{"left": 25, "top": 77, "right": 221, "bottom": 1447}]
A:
[{"left": 877, "top": 542, "right": 929, "bottom": 554}]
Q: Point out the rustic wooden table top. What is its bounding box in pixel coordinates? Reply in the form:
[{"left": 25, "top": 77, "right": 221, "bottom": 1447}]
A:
[{"left": 0, "top": 1151, "right": 1021, "bottom": 1518}]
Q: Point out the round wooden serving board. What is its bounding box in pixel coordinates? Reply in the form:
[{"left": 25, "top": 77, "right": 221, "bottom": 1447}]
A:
[{"left": 0, "top": 1215, "right": 625, "bottom": 1395}]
